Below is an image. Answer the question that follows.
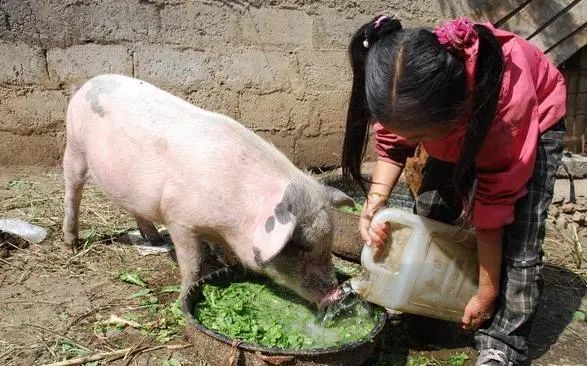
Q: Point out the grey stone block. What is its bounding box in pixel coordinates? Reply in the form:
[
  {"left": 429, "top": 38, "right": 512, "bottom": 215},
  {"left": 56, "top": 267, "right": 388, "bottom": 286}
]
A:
[
  {"left": 558, "top": 153, "right": 587, "bottom": 178},
  {"left": 0, "top": 130, "right": 65, "bottom": 166},
  {"left": 0, "top": 41, "right": 48, "bottom": 84},
  {"left": 2, "top": 0, "right": 158, "bottom": 47},
  {"left": 47, "top": 44, "right": 132, "bottom": 84},
  {"left": 134, "top": 45, "right": 208, "bottom": 91},
  {"left": 0, "top": 89, "right": 67, "bottom": 136},
  {"left": 297, "top": 49, "right": 351, "bottom": 90},
  {"left": 215, "top": 48, "right": 297, "bottom": 93},
  {"left": 239, "top": 8, "right": 313, "bottom": 47},
  {"left": 239, "top": 91, "right": 309, "bottom": 131},
  {"left": 312, "top": 8, "right": 363, "bottom": 49},
  {"left": 159, "top": 2, "right": 238, "bottom": 47}
]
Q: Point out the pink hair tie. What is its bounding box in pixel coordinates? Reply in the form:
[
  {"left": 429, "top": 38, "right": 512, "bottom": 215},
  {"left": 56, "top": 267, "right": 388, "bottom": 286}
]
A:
[
  {"left": 374, "top": 15, "right": 390, "bottom": 29},
  {"left": 363, "top": 15, "right": 395, "bottom": 48},
  {"left": 434, "top": 17, "right": 478, "bottom": 53}
]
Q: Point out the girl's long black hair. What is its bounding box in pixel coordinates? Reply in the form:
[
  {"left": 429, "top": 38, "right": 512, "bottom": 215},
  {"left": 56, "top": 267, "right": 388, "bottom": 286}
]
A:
[{"left": 341, "top": 18, "right": 504, "bottom": 218}]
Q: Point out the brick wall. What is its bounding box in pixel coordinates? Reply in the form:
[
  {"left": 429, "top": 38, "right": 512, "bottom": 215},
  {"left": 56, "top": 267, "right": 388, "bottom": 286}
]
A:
[
  {"left": 2, "top": 1, "right": 581, "bottom": 167},
  {"left": 0, "top": 0, "right": 451, "bottom": 167}
]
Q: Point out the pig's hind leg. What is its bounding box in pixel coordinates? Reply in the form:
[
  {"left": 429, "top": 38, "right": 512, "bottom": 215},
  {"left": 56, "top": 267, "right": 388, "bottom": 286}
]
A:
[
  {"left": 135, "top": 216, "right": 165, "bottom": 246},
  {"left": 62, "top": 144, "right": 88, "bottom": 251},
  {"left": 166, "top": 224, "right": 204, "bottom": 313}
]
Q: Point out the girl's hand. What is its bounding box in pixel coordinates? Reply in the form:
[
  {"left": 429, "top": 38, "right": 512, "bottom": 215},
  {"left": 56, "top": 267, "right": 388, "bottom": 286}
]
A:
[
  {"left": 359, "top": 192, "right": 389, "bottom": 254},
  {"left": 463, "top": 229, "right": 503, "bottom": 330},
  {"left": 461, "top": 291, "right": 497, "bottom": 330}
]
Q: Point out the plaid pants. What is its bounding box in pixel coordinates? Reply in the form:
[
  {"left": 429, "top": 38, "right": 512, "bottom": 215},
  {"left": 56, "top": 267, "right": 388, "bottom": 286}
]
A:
[{"left": 414, "top": 120, "right": 566, "bottom": 364}]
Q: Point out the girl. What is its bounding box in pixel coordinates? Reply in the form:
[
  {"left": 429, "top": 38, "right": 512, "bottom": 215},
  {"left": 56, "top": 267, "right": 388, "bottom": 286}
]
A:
[{"left": 341, "top": 16, "right": 566, "bottom": 366}]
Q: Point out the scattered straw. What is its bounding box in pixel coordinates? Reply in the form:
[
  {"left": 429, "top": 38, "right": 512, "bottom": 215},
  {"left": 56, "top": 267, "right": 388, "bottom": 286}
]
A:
[
  {"left": 40, "top": 343, "right": 192, "bottom": 366},
  {"left": 2, "top": 174, "right": 134, "bottom": 243}
]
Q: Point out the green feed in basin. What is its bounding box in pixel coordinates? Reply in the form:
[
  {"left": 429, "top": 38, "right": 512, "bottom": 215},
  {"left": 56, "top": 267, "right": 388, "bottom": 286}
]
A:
[
  {"left": 338, "top": 202, "right": 364, "bottom": 215},
  {"left": 194, "top": 279, "right": 382, "bottom": 350}
]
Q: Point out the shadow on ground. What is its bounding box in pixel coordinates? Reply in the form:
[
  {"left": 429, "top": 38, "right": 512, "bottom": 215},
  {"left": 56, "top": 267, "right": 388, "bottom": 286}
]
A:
[{"left": 528, "top": 265, "right": 586, "bottom": 362}]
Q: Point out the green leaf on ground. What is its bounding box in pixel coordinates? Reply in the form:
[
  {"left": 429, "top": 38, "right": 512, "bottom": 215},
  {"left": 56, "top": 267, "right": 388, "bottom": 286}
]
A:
[
  {"left": 163, "top": 359, "right": 182, "bottom": 366},
  {"left": 128, "top": 288, "right": 152, "bottom": 299},
  {"left": 443, "top": 352, "right": 470, "bottom": 366},
  {"left": 407, "top": 355, "right": 431, "bottom": 366},
  {"left": 118, "top": 271, "right": 148, "bottom": 287},
  {"left": 160, "top": 285, "right": 181, "bottom": 293},
  {"left": 8, "top": 179, "right": 26, "bottom": 189}
]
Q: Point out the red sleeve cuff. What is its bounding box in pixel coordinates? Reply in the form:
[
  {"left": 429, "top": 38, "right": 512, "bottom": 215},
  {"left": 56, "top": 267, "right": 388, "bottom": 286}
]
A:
[
  {"left": 373, "top": 122, "right": 417, "bottom": 167},
  {"left": 473, "top": 200, "right": 515, "bottom": 229},
  {"left": 376, "top": 156, "right": 408, "bottom": 168}
]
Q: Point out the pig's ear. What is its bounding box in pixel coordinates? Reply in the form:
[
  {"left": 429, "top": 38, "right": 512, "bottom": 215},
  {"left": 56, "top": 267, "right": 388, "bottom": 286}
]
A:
[
  {"left": 326, "top": 187, "right": 355, "bottom": 208},
  {"left": 253, "top": 213, "right": 297, "bottom": 264}
]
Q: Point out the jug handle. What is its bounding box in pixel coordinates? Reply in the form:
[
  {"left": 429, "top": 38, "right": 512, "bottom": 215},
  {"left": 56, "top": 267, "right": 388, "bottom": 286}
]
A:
[
  {"left": 371, "top": 207, "right": 422, "bottom": 228},
  {"left": 360, "top": 208, "right": 419, "bottom": 275}
]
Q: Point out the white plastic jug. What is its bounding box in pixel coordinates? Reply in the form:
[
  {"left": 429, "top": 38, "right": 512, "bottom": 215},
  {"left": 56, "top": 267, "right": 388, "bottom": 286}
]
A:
[{"left": 350, "top": 208, "right": 479, "bottom": 323}]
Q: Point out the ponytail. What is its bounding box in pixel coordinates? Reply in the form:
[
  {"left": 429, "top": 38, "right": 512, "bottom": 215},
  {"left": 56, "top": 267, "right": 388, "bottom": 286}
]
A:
[
  {"left": 342, "top": 24, "right": 371, "bottom": 192},
  {"left": 342, "top": 18, "right": 402, "bottom": 192},
  {"left": 453, "top": 24, "right": 504, "bottom": 218}
]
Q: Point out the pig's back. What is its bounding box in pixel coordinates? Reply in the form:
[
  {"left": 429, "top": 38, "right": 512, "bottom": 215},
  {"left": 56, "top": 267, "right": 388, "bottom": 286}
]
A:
[{"left": 67, "top": 74, "right": 298, "bottom": 222}]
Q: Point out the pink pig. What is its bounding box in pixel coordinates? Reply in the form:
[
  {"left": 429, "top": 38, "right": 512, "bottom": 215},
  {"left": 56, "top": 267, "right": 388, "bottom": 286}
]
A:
[{"left": 62, "top": 74, "right": 352, "bottom": 309}]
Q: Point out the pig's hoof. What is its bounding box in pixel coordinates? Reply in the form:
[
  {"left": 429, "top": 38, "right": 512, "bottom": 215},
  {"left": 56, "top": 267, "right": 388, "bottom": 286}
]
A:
[{"left": 63, "top": 238, "right": 80, "bottom": 253}]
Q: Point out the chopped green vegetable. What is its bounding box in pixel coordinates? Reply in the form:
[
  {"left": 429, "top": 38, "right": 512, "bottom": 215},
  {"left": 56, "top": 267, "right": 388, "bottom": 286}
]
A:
[
  {"left": 338, "top": 202, "right": 363, "bottom": 215},
  {"left": 573, "top": 310, "right": 586, "bottom": 322},
  {"left": 194, "top": 279, "right": 382, "bottom": 349},
  {"left": 128, "top": 288, "right": 152, "bottom": 299}
]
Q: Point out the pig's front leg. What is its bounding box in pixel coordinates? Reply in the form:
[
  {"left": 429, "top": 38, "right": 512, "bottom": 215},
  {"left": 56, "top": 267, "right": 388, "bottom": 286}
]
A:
[
  {"left": 166, "top": 224, "right": 204, "bottom": 314},
  {"left": 135, "top": 216, "right": 165, "bottom": 246}
]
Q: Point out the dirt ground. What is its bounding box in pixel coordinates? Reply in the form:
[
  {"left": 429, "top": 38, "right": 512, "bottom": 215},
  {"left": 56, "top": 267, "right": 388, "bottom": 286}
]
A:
[{"left": 0, "top": 167, "right": 585, "bottom": 366}]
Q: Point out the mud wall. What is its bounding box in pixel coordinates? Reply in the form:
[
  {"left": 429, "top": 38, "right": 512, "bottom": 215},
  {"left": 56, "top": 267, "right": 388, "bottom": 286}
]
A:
[
  {"left": 8, "top": 1, "right": 582, "bottom": 167},
  {"left": 0, "top": 0, "right": 470, "bottom": 167}
]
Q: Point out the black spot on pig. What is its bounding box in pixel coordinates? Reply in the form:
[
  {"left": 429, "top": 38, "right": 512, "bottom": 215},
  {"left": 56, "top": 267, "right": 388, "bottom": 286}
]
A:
[
  {"left": 85, "top": 77, "right": 121, "bottom": 118},
  {"left": 274, "top": 202, "right": 291, "bottom": 224},
  {"left": 273, "top": 183, "right": 313, "bottom": 224},
  {"left": 265, "top": 216, "right": 275, "bottom": 233}
]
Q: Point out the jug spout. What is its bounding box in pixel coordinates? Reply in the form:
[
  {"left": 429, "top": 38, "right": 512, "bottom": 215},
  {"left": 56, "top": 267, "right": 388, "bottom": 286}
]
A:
[{"left": 349, "top": 275, "right": 369, "bottom": 299}]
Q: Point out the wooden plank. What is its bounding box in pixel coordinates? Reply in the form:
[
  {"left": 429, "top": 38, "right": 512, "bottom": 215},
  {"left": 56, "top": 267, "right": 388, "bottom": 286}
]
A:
[
  {"left": 569, "top": 114, "right": 578, "bottom": 139},
  {"left": 564, "top": 137, "right": 583, "bottom": 143},
  {"left": 576, "top": 116, "right": 587, "bottom": 143},
  {"left": 545, "top": 23, "right": 587, "bottom": 64},
  {"left": 529, "top": 0, "right": 587, "bottom": 51},
  {"left": 463, "top": 0, "right": 530, "bottom": 24},
  {"left": 501, "top": 0, "right": 575, "bottom": 38}
]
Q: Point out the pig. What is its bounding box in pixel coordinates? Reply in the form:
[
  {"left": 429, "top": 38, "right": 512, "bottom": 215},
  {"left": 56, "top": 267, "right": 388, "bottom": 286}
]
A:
[{"left": 62, "top": 74, "right": 353, "bottom": 310}]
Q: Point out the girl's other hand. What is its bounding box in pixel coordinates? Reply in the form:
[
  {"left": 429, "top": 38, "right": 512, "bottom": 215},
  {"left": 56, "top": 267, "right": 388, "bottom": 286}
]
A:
[
  {"left": 359, "top": 192, "right": 389, "bottom": 254},
  {"left": 461, "top": 292, "right": 496, "bottom": 330}
]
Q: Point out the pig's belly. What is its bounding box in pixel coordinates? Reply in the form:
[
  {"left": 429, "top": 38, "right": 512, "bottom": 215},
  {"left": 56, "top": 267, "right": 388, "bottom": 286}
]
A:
[{"left": 83, "top": 126, "right": 167, "bottom": 223}]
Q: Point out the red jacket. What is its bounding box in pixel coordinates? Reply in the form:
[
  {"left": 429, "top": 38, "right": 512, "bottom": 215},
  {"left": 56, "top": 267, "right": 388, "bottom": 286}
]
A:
[{"left": 374, "top": 23, "right": 566, "bottom": 232}]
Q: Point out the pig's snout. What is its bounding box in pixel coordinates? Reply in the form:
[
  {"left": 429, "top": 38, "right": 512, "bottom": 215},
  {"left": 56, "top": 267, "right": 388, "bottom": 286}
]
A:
[
  {"left": 318, "top": 287, "right": 345, "bottom": 309},
  {"left": 300, "top": 260, "right": 339, "bottom": 307}
]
